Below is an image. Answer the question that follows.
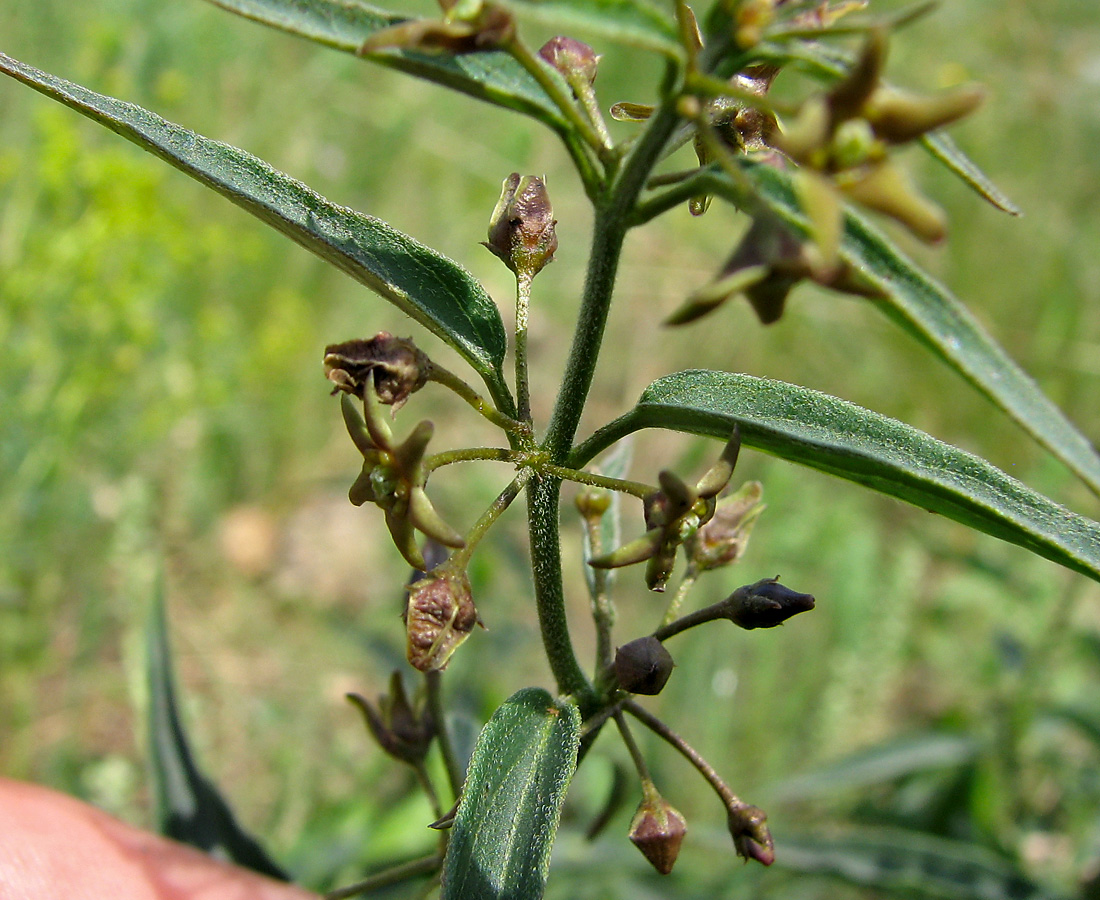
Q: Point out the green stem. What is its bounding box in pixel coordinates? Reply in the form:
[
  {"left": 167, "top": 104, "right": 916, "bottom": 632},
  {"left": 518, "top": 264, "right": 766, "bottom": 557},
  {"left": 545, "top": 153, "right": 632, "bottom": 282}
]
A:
[
  {"left": 661, "top": 567, "right": 698, "bottom": 627},
  {"left": 614, "top": 711, "right": 652, "bottom": 783},
  {"left": 507, "top": 37, "right": 609, "bottom": 165},
  {"left": 580, "top": 508, "right": 615, "bottom": 673},
  {"left": 426, "top": 669, "right": 464, "bottom": 803},
  {"left": 428, "top": 364, "right": 530, "bottom": 441},
  {"left": 540, "top": 463, "right": 653, "bottom": 499},
  {"left": 568, "top": 410, "right": 643, "bottom": 470},
  {"left": 515, "top": 271, "right": 533, "bottom": 423},
  {"left": 424, "top": 447, "right": 517, "bottom": 474},
  {"left": 323, "top": 853, "right": 442, "bottom": 900}
]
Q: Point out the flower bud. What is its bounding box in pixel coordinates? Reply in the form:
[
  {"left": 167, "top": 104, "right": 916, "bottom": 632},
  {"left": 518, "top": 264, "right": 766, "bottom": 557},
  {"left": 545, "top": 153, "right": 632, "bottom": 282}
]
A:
[
  {"left": 614, "top": 636, "right": 675, "bottom": 695},
  {"left": 405, "top": 565, "right": 479, "bottom": 671},
  {"left": 629, "top": 786, "right": 687, "bottom": 875},
  {"left": 359, "top": 2, "right": 514, "bottom": 55},
  {"left": 723, "top": 576, "right": 815, "bottom": 629},
  {"left": 575, "top": 484, "right": 612, "bottom": 520},
  {"left": 483, "top": 173, "right": 558, "bottom": 279},
  {"left": 324, "top": 333, "right": 431, "bottom": 411},
  {"left": 728, "top": 803, "right": 775, "bottom": 866},
  {"left": 866, "top": 84, "right": 986, "bottom": 145},
  {"left": 347, "top": 671, "right": 435, "bottom": 765},
  {"left": 538, "top": 36, "right": 599, "bottom": 87}
]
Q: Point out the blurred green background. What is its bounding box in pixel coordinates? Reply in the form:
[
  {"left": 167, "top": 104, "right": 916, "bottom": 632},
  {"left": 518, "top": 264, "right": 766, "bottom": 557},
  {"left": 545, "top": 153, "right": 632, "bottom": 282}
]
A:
[{"left": 2, "top": 1, "right": 1099, "bottom": 897}]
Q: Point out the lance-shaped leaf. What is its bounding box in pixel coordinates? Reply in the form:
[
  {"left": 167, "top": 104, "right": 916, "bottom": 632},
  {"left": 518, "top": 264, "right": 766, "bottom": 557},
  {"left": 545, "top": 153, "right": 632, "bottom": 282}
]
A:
[
  {"left": 0, "top": 53, "right": 511, "bottom": 409},
  {"left": 570, "top": 370, "right": 1100, "bottom": 584},
  {"left": 500, "top": 0, "right": 681, "bottom": 57},
  {"left": 700, "top": 158, "right": 1100, "bottom": 495},
  {"left": 146, "top": 580, "right": 289, "bottom": 879},
  {"left": 443, "top": 688, "right": 580, "bottom": 900},
  {"left": 203, "top": 0, "right": 569, "bottom": 130},
  {"left": 776, "top": 828, "right": 1068, "bottom": 900}
]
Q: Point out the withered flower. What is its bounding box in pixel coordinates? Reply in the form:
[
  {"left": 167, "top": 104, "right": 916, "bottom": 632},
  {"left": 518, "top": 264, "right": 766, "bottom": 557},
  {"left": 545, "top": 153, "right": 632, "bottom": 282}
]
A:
[
  {"left": 483, "top": 173, "right": 558, "bottom": 279},
  {"left": 347, "top": 671, "right": 434, "bottom": 765},
  {"left": 590, "top": 429, "right": 741, "bottom": 591},
  {"left": 685, "top": 481, "right": 765, "bottom": 571},
  {"left": 338, "top": 383, "right": 464, "bottom": 570},
  {"left": 629, "top": 785, "right": 688, "bottom": 875},
  {"left": 359, "top": 1, "right": 514, "bottom": 56},
  {"left": 405, "top": 562, "right": 479, "bottom": 671},
  {"left": 324, "top": 333, "right": 431, "bottom": 412}
]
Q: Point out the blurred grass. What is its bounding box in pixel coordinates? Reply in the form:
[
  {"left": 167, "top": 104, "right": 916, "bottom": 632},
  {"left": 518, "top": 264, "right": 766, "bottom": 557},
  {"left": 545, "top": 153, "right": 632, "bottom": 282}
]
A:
[{"left": 2, "top": 0, "right": 1100, "bottom": 895}]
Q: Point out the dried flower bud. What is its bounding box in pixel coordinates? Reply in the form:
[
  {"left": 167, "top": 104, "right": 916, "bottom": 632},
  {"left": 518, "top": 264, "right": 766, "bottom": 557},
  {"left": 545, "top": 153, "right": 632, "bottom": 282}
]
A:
[
  {"left": 324, "top": 333, "right": 431, "bottom": 411},
  {"left": 629, "top": 786, "right": 687, "bottom": 875},
  {"left": 538, "top": 36, "right": 599, "bottom": 87},
  {"left": 728, "top": 803, "right": 775, "bottom": 866},
  {"left": 614, "top": 636, "right": 675, "bottom": 695},
  {"left": 723, "top": 576, "right": 815, "bottom": 629},
  {"left": 483, "top": 173, "right": 558, "bottom": 279},
  {"left": 405, "top": 565, "right": 479, "bottom": 671},
  {"left": 686, "top": 481, "right": 764, "bottom": 571},
  {"left": 347, "top": 671, "right": 435, "bottom": 765},
  {"left": 359, "top": 2, "right": 514, "bottom": 55}
]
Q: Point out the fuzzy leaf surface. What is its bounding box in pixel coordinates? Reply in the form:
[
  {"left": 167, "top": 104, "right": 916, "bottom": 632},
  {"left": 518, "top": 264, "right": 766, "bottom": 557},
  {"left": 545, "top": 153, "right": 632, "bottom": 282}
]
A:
[
  {"left": 442, "top": 688, "right": 580, "bottom": 900},
  {"left": 203, "top": 0, "right": 568, "bottom": 129},
  {"left": 500, "top": 0, "right": 682, "bottom": 57},
  {"left": 0, "top": 53, "right": 510, "bottom": 402},
  {"left": 573, "top": 370, "right": 1100, "bottom": 583},
  {"left": 716, "top": 158, "right": 1100, "bottom": 495}
]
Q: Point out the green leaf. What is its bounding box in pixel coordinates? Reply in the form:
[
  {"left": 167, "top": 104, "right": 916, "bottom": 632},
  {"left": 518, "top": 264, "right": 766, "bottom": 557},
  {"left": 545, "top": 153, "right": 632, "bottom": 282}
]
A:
[
  {"left": 500, "top": 0, "right": 682, "bottom": 57},
  {"left": 920, "top": 130, "right": 1021, "bottom": 216},
  {"left": 571, "top": 370, "right": 1100, "bottom": 584},
  {"left": 771, "top": 732, "right": 980, "bottom": 801},
  {"left": 203, "top": 0, "right": 569, "bottom": 130},
  {"left": 146, "top": 580, "right": 289, "bottom": 880},
  {"left": 0, "top": 52, "right": 511, "bottom": 406},
  {"left": 716, "top": 158, "right": 1100, "bottom": 495},
  {"left": 777, "top": 828, "right": 1066, "bottom": 900},
  {"left": 443, "top": 688, "right": 580, "bottom": 900}
]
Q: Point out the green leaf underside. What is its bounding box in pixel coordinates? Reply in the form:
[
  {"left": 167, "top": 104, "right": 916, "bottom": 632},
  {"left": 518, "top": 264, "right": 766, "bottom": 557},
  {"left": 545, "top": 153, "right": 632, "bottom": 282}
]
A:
[
  {"left": 146, "top": 582, "right": 289, "bottom": 879},
  {"left": 777, "top": 828, "right": 1065, "bottom": 900},
  {"left": 203, "top": 0, "right": 568, "bottom": 130},
  {"left": 585, "top": 370, "right": 1100, "bottom": 583},
  {"left": 501, "top": 0, "right": 682, "bottom": 57},
  {"left": 443, "top": 688, "right": 580, "bottom": 900},
  {"left": 726, "top": 158, "right": 1100, "bottom": 496},
  {"left": 0, "top": 53, "right": 509, "bottom": 396}
]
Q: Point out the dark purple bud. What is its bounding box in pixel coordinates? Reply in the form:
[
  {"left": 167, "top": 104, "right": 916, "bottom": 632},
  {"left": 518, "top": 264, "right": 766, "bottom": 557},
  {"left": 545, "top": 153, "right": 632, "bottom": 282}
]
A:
[
  {"left": 614, "top": 636, "right": 675, "bottom": 695},
  {"left": 347, "top": 672, "right": 435, "bottom": 765},
  {"left": 538, "top": 36, "right": 600, "bottom": 87},
  {"left": 723, "top": 577, "right": 815, "bottom": 629}
]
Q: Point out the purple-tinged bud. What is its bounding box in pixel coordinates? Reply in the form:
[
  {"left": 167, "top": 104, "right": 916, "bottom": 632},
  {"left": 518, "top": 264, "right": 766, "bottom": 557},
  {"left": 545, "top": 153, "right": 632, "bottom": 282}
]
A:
[
  {"left": 728, "top": 803, "right": 775, "bottom": 866},
  {"left": 724, "top": 576, "right": 815, "bottom": 629},
  {"left": 614, "top": 636, "right": 675, "bottom": 695},
  {"left": 538, "top": 36, "right": 600, "bottom": 87},
  {"left": 483, "top": 173, "right": 558, "bottom": 279},
  {"left": 405, "top": 565, "right": 479, "bottom": 671},
  {"left": 629, "top": 787, "right": 687, "bottom": 875},
  {"left": 324, "top": 333, "right": 431, "bottom": 411}
]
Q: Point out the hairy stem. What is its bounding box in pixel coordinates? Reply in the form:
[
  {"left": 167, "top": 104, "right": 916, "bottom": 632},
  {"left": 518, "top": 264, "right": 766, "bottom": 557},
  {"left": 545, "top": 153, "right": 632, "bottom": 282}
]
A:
[
  {"left": 515, "top": 271, "right": 533, "bottom": 423},
  {"left": 426, "top": 670, "right": 463, "bottom": 803},
  {"left": 323, "top": 853, "right": 442, "bottom": 900},
  {"left": 428, "top": 364, "right": 530, "bottom": 441}
]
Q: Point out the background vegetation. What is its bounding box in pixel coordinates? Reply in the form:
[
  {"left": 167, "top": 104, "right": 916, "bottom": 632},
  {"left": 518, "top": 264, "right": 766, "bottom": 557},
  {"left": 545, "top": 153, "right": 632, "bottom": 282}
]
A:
[{"left": 2, "top": 0, "right": 1099, "bottom": 895}]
